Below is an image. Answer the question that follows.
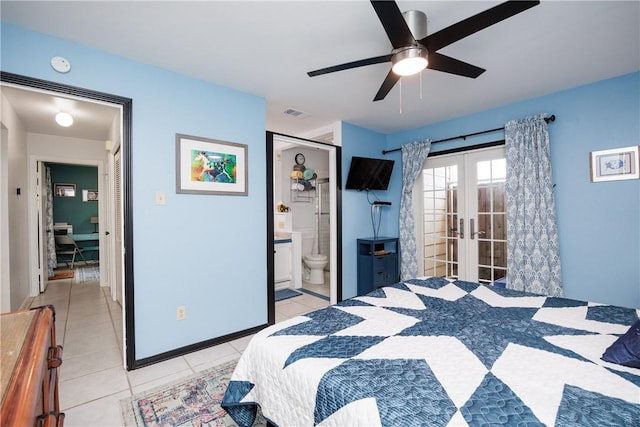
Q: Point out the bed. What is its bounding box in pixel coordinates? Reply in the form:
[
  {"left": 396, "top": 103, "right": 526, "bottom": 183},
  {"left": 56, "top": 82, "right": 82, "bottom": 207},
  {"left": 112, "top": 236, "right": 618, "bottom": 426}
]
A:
[{"left": 222, "top": 277, "right": 640, "bottom": 426}]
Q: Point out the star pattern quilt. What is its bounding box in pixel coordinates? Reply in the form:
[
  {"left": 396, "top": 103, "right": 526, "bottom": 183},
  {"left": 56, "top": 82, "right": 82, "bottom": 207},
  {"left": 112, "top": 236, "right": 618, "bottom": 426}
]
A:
[{"left": 222, "top": 277, "right": 640, "bottom": 426}]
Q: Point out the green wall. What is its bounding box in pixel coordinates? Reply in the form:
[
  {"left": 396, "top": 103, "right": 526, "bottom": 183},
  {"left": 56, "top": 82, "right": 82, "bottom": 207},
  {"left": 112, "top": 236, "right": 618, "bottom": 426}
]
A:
[{"left": 48, "top": 163, "right": 98, "bottom": 234}]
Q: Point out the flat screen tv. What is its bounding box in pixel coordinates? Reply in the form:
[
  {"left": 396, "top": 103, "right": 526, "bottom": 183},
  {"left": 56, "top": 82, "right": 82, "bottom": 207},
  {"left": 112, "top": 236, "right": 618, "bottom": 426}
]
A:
[{"left": 345, "top": 156, "right": 395, "bottom": 191}]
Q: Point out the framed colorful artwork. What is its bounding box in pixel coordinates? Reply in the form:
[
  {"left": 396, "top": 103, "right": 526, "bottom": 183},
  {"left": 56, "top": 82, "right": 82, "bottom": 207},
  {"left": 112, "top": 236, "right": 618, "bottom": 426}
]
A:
[
  {"left": 176, "top": 134, "right": 248, "bottom": 195},
  {"left": 590, "top": 146, "right": 639, "bottom": 182}
]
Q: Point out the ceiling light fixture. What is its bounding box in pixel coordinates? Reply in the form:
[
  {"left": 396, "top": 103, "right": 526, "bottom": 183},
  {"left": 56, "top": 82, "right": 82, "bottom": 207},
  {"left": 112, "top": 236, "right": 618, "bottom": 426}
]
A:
[
  {"left": 391, "top": 47, "right": 428, "bottom": 76},
  {"left": 55, "top": 112, "right": 73, "bottom": 127}
]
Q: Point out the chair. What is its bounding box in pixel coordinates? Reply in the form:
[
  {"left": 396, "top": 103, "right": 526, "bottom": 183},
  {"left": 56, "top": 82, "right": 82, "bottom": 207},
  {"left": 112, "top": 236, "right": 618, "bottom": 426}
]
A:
[{"left": 55, "top": 235, "right": 88, "bottom": 269}]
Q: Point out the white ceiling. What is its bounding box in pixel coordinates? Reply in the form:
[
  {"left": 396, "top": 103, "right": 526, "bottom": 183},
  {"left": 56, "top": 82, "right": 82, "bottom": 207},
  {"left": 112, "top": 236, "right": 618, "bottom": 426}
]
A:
[
  {"left": 1, "top": 1, "right": 639, "bottom": 138},
  {"left": 1, "top": 85, "right": 119, "bottom": 140}
]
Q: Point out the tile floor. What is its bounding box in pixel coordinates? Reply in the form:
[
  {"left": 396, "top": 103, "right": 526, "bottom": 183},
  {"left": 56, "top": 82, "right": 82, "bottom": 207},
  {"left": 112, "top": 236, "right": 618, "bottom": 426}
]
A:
[
  {"left": 301, "top": 273, "right": 331, "bottom": 298},
  {"left": 29, "top": 270, "right": 330, "bottom": 426}
]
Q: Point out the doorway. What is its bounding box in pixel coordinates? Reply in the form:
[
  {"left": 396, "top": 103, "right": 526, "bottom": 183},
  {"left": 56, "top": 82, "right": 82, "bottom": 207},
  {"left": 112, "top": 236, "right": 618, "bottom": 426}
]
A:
[
  {"left": 37, "top": 161, "right": 101, "bottom": 292},
  {"left": 266, "top": 132, "right": 342, "bottom": 325},
  {"left": 416, "top": 146, "right": 507, "bottom": 284},
  {"left": 0, "top": 72, "right": 135, "bottom": 369}
]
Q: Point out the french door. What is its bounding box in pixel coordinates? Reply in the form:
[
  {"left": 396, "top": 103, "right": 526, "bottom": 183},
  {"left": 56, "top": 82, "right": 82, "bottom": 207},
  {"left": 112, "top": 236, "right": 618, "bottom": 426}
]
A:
[{"left": 417, "top": 147, "right": 507, "bottom": 284}]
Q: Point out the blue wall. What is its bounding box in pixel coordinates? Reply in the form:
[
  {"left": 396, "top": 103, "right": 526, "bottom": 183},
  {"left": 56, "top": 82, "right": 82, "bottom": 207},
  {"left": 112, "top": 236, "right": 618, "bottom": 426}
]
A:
[
  {"left": 2, "top": 24, "right": 267, "bottom": 358},
  {"left": 340, "top": 123, "right": 388, "bottom": 298},
  {"left": 382, "top": 72, "right": 640, "bottom": 308}
]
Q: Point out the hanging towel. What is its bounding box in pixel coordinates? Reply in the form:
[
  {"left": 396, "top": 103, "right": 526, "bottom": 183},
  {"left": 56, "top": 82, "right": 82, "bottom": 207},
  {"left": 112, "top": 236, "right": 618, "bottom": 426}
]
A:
[{"left": 303, "top": 168, "right": 315, "bottom": 180}]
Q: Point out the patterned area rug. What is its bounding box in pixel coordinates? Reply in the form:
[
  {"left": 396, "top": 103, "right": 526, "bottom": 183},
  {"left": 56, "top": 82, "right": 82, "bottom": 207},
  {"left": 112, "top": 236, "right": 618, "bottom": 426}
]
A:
[
  {"left": 120, "top": 359, "right": 266, "bottom": 427},
  {"left": 74, "top": 264, "right": 100, "bottom": 284},
  {"left": 49, "top": 270, "right": 74, "bottom": 280},
  {"left": 275, "top": 288, "right": 302, "bottom": 302}
]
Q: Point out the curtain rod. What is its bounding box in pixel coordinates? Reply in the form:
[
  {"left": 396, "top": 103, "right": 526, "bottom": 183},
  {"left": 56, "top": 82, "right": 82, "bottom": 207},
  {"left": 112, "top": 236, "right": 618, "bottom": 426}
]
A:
[{"left": 382, "top": 114, "right": 556, "bottom": 155}]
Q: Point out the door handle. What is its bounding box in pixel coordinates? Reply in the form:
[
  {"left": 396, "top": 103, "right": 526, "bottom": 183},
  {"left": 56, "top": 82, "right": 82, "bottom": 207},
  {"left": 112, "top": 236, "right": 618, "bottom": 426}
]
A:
[
  {"left": 470, "top": 218, "right": 486, "bottom": 240},
  {"left": 450, "top": 219, "right": 464, "bottom": 238}
]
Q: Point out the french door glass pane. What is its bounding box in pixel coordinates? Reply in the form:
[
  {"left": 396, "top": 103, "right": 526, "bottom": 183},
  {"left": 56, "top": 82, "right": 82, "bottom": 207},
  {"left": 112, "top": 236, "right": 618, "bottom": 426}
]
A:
[
  {"left": 476, "top": 158, "right": 507, "bottom": 284},
  {"left": 493, "top": 214, "right": 506, "bottom": 240},
  {"left": 422, "top": 165, "right": 458, "bottom": 279}
]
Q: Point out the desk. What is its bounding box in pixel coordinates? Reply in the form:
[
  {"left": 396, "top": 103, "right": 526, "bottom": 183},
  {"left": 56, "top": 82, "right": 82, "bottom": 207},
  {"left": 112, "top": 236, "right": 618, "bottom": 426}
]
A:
[
  {"left": 69, "top": 233, "right": 99, "bottom": 242},
  {"left": 70, "top": 233, "right": 100, "bottom": 260}
]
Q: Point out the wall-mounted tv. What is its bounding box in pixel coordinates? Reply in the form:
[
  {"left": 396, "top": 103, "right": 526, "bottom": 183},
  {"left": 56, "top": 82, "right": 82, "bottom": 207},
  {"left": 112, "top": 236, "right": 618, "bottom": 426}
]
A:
[{"left": 345, "top": 156, "right": 395, "bottom": 191}]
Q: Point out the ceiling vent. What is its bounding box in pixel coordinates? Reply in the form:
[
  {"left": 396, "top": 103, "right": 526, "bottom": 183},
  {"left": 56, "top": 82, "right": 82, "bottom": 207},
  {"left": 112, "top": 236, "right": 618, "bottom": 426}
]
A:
[{"left": 283, "top": 108, "right": 310, "bottom": 119}]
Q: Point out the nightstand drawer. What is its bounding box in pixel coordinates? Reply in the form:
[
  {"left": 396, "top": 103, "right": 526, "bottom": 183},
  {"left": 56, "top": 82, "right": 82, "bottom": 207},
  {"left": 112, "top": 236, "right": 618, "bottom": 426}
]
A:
[
  {"left": 373, "top": 271, "right": 387, "bottom": 287},
  {"left": 373, "top": 256, "right": 387, "bottom": 272}
]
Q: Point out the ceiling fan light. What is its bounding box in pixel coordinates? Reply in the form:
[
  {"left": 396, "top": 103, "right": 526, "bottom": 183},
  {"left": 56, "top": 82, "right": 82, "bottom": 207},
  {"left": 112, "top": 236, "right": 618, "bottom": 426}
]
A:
[
  {"left": 55, "top": 112, "right": 73, "bottom": 127},
  {"left": 392, "top": 48, "right": 428, "bottom": 76}
]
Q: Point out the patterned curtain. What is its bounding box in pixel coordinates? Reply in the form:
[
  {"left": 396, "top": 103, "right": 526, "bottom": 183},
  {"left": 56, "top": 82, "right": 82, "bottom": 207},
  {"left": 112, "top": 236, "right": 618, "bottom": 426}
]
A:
[
  {"left": 505, "top": 114, "right": 563, "bottom": 296},
  {"left": 45, "top": 166, "right": 57, "bottom": 276},
  {"left": 400, "top": 139, "right": 431, "bottom": 280}
]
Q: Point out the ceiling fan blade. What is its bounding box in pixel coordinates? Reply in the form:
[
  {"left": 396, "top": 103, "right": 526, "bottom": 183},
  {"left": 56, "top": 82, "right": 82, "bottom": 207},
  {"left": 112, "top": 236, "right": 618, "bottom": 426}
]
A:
[
  {"left": 371, "top": 0, "right": 416, "bottom": 49},
  {"left": 427, "top": 52, "right": 485, "bottom": 78},
  {"left": 308, "top": 54, "right": 393, "bottom": 77},
  {"left": 373, "top": 69, "right": 401, "bottom": 102},
  {"left": 421, "top": 1, "right": 540, "bottom": 52}
]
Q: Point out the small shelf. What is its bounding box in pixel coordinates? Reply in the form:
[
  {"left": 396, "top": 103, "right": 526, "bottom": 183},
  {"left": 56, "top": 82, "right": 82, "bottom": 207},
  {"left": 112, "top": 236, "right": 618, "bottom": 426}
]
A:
[{"left": 290, "top": 178, "right": 315, "bottom": 202}]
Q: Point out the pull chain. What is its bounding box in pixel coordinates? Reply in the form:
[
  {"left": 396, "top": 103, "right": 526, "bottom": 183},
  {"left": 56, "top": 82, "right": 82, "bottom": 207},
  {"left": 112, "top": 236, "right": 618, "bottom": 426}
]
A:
[
  {"left": 399, "top": 79, "right": 403, "bottom": 114},
  {"left": 420, "top": 70, "right": 423, "bottom": 100}
]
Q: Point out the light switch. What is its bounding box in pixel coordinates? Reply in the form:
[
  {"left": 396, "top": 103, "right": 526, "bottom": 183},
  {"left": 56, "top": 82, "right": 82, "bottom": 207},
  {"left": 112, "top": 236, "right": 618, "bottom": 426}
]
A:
[{"left": 155, "top": 191, "right": 166, "bottom": 205}]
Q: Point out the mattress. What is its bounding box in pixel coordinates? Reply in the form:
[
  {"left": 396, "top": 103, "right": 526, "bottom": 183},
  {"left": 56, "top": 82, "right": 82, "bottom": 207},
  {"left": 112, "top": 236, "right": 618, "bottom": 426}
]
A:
[{"left": 222, "top": 277, "right": 640, "bottom": 426}]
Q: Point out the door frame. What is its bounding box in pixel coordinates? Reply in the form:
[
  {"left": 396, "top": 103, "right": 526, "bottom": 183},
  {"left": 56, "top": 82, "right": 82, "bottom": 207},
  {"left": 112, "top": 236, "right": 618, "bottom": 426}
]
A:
[
  {"left": 0, "top": 72, "right": 136, "bottom": 370},
  {"left": 266, "top": 131, "right": 342, "bottom": 325}
]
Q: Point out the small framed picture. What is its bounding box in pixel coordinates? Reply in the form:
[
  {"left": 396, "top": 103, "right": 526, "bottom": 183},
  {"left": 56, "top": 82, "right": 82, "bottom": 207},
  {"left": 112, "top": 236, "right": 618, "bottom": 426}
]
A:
[
  {"left": 82, "top": 189, "right": 98, "bottom": 202},
  {"left": 176, "top": 134, "right": 248, "bottom": 195},
  {"left": 54, "top": 183, "right": 76, "bottom": 197},
  {"left": 590, "top": 146, "right": 639, "bottom": 182}
]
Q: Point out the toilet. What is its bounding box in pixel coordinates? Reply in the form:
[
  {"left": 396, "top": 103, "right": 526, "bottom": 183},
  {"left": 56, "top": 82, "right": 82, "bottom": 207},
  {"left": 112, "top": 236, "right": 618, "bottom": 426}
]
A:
[
  {"left": 301, "top": 232, "right": 328, "bottom": 285},
  {"left": 303, "top": 253, "right": 328, "bottom": 284}
]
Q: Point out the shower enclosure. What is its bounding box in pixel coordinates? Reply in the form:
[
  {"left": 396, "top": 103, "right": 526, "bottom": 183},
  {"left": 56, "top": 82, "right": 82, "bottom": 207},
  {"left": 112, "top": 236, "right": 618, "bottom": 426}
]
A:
[{"left": 316, "top": 178, "right": 330, "bottom": 267}]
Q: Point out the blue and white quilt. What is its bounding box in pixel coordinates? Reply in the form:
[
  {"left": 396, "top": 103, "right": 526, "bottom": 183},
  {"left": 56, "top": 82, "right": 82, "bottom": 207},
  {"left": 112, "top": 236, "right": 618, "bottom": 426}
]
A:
[{"left": 222, "top": 277, "right": 640, "bottom": 426}]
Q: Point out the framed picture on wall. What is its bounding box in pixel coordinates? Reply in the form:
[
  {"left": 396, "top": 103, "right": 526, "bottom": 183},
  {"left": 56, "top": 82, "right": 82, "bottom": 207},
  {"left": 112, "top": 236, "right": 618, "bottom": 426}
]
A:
[
  {"left": 590, "top": 146, "right": 639, "bottom": 182},
  {"left": 175, "top": 133, "right": 248, "bottom": 195},
  {"left": 82, "top": 189, "right": 98, "bottom": 201},
  {"left": 54, "top": 183, "right": 76, "bottom": 197}
]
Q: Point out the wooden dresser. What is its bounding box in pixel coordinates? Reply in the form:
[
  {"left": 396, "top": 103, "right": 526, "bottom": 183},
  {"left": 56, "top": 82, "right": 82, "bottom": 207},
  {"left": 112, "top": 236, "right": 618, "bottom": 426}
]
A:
[{"left": 1, "top": 305, "right": 64, "bottom": 427}]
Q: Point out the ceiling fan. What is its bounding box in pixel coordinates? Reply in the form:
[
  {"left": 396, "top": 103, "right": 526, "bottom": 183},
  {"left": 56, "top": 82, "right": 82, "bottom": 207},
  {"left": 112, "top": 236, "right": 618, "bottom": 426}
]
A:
[{"left": 308, "top": 0, "right": 540, "bottom": 101}]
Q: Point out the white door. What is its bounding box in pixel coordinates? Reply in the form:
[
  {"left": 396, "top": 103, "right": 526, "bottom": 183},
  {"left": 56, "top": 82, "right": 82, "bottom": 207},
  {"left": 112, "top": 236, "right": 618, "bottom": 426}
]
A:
[
  {"left": 37, "top": 161, "right": 47, "bottom": 292},
  {"left": 418, "top": 147, "right": 507, "bottom": 284}
]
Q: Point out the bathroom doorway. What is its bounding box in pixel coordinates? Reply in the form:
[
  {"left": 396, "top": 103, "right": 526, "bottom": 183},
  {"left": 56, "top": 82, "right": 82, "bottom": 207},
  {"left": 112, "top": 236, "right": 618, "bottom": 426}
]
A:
[{"left": 266, "top": 132, "right": 342, "bottom": 325}]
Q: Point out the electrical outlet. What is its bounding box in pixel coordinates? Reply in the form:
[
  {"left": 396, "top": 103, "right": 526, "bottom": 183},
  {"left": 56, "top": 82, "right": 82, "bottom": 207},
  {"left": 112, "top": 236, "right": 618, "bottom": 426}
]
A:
[{"left": 176, "top": 305, "right": 186, "bottom": 321}]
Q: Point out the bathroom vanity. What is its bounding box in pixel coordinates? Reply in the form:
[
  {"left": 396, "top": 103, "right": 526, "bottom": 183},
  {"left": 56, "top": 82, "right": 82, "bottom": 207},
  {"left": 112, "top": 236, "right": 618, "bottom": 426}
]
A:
[
  {"left": 274, "top": 237, "right": 292, "bottom": 288},
  {"left": 274, "top": 213, "right": 303, "bottom": 290}
]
